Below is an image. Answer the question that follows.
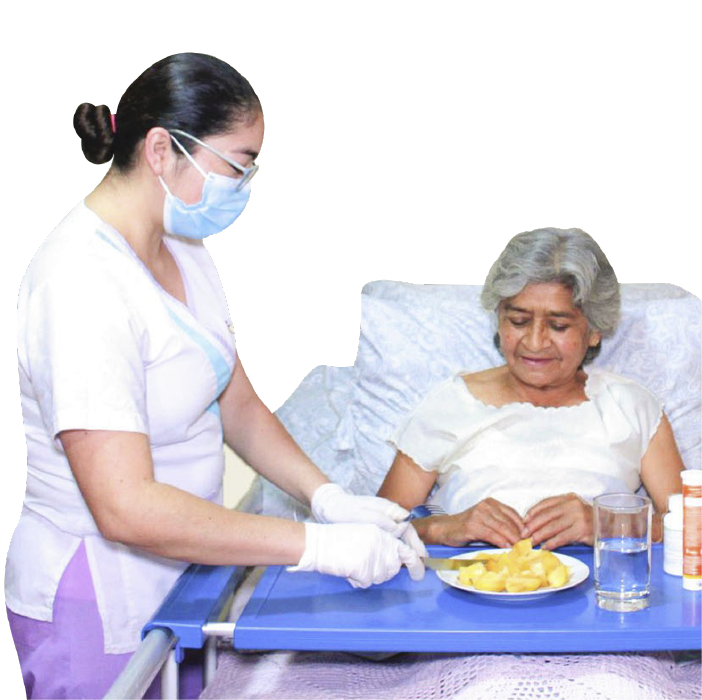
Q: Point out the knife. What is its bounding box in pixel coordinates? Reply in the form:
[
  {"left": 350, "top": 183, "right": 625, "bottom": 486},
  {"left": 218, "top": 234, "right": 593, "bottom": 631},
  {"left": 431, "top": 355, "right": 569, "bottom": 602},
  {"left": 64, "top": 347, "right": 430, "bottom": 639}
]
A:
[{"left": 422, "top": 555, "right": 491, "bottom": 571}]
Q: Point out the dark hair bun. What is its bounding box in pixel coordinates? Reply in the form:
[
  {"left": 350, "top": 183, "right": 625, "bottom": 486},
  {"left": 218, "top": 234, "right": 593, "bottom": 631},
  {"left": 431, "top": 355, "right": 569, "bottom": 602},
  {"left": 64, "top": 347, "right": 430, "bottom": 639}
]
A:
[{"left": 73, "top": 103, "right": 114, "bottom": 164}]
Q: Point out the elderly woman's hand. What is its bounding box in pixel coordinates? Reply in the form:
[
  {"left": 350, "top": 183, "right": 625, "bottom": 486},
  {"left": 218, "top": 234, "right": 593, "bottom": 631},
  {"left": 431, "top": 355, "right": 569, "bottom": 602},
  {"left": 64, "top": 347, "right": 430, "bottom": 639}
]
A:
[
  {"left": 415, "top": 498, "right": 525, "bottom": 548},
  {"left": 522, "top": 493, "right": 593, "bottom": 549}
]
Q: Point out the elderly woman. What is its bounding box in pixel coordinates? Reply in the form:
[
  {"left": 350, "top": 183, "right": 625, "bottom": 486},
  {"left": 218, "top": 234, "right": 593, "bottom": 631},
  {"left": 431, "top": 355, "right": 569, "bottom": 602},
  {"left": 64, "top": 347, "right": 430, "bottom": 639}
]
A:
[{"left": 378, "top": 228, "right": 684, "bottom": 550}]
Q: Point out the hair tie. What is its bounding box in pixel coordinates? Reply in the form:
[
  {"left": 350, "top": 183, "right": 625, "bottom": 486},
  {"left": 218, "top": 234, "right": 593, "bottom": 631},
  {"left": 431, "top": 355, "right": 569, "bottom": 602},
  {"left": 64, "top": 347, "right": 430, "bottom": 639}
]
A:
[{"left": 110, "top": 113, "right": 117, "bottom": 134}]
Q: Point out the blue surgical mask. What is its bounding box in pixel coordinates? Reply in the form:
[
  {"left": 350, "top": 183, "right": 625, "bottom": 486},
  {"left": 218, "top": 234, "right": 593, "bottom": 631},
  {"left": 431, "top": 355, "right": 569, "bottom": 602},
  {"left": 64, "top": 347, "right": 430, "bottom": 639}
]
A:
[{"left": 159, "top": 133, "right": 252, "bottom": 240}]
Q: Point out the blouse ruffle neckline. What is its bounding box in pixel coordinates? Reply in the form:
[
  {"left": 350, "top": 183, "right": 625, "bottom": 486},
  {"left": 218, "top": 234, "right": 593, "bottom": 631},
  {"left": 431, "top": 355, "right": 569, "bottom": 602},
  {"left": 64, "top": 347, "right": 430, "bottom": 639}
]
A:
[{"left": 455, "top": 369, "right": 600, "bottom": 414}]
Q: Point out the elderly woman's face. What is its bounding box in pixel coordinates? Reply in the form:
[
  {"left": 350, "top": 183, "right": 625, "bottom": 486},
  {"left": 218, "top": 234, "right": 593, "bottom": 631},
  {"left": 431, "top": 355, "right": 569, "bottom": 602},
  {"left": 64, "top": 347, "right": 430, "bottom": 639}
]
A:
[{"left": 498, "top": 283, "right": 601, "bottom": 390}]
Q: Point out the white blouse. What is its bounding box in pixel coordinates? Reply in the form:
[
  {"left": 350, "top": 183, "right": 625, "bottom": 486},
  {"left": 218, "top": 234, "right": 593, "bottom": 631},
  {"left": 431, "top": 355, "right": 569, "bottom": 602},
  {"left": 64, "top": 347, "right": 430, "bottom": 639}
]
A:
[
  {"left": 391, "top": 368, "right": 662, "bottom": 517},
  {"left": 6, "top": 202, "right": 236, "bottom": 653}
]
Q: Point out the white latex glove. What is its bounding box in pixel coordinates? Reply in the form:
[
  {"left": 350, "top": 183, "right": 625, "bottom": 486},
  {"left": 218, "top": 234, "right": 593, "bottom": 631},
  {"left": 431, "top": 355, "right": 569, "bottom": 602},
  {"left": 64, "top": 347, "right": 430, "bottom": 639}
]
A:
[
  {"left": 400, "top": 521, "right": 429, "bottom": 559},
  {"left": 311, "top": 482, "right": 410, "bottom": 537},
  {"left": 288, "top": 522, "right": 426, "bottom": 588}
]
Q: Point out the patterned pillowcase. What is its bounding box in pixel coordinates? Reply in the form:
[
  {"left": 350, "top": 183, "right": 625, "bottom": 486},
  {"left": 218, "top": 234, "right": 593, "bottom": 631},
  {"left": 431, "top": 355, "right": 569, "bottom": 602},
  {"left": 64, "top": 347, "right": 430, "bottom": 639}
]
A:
[
  {"left": 345, "top": 289, "right": 502, "bottom": 495},
  {"left": 596, "top": 289, "right": 701, "bottom": 472},
  {"left": 266, "top": 366, "right": 357, "bottom": 518},
  {"left": 344, "top": 282, "right": 700, "bottom": 496}
]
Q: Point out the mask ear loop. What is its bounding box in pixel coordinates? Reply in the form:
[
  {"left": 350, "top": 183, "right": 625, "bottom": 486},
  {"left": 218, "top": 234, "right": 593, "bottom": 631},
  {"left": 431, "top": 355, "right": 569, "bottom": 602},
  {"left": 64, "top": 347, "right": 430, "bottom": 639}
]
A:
[
  {"left": 169, "top": 133, "right": 208, "bottom": 179},
  {"left": 159, "top": 133, "right": 209, "bottom": 196},
  {"left": 158, "top": 176, "right": 174, "bottom": 196}
]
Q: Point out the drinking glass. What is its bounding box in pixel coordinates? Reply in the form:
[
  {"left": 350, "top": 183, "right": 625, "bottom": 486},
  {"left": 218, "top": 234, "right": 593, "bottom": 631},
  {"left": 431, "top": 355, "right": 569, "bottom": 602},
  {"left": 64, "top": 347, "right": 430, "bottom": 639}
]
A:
[{"left": 594, "top": 493, "right": 652, "bottom": 612}]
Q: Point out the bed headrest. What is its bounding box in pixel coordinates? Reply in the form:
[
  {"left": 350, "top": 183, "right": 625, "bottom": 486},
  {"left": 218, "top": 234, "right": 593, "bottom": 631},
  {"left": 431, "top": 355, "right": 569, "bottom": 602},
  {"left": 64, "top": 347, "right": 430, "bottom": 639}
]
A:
[{"left": 343, "top": 281, "right": 701, "bottom": 495}]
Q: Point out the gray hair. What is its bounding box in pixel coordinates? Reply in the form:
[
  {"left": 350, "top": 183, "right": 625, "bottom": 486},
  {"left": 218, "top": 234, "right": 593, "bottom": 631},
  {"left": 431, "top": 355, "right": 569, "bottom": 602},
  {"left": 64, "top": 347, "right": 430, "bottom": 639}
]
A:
[{"left": 481, "top": 228, "right": 620, "bottom": 363}]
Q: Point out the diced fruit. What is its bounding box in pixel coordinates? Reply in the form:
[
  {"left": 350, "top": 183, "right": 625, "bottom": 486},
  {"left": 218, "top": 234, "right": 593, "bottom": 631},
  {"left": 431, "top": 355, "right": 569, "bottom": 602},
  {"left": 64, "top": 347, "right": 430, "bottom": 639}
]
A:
[
  {"left": 513, "top": 538, "right": 533, "bottom": 557},
  {"left": 458, "top": 562, "right": 486, "bottom": 586},
  {"left": 453, "top": 539, "right": 571, "bottom": 593},
  {"left": 505, "top": 575, "right": 542, "bottom": 593},
  {"left": 547, "top": 564, "right": 569, "bottom": 588},
  {"left": 472, "top": 571, "right": 507, "bottom": 592}
]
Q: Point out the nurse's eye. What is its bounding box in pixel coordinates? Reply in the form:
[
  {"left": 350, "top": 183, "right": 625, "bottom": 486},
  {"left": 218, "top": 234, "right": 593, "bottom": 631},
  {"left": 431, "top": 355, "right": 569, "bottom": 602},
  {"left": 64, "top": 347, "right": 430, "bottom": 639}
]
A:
[
  {"left": 550, "top": 323, "right": 570, "bottom": 332},
  {"left": 508, "top": 317, "right": 530, "bottom": 327}
]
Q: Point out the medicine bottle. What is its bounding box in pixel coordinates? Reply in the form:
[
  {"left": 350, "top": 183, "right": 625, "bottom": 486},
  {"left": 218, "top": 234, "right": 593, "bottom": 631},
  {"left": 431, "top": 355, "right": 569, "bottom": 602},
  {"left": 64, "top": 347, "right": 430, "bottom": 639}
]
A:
[
  {"left": 663, "top": 493, "right": 683, "bottom": 576},
  {"left": 682, "top": 470, "right": 702, "bottom": 591}
]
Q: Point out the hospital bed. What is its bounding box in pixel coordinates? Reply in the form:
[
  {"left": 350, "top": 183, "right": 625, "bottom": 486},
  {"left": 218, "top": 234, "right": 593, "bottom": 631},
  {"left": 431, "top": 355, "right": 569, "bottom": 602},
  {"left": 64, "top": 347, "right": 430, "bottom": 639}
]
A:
[{"left": 106, "top": 281, "right": 701, "bottom": 700}]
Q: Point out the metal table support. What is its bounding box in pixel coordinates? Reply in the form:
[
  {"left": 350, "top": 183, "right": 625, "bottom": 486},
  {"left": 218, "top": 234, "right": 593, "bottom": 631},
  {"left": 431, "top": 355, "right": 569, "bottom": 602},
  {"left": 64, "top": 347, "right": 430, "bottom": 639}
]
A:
[{"left": 104, "top": 564, "right": 248, "bottom": 699}]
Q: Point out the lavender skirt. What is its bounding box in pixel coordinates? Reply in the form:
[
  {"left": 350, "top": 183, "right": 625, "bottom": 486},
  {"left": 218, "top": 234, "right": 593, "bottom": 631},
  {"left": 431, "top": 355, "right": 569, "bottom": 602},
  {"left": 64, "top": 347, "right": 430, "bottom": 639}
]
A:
[{"left": 7, "top": 541, "right": 202, "bottom": 699}]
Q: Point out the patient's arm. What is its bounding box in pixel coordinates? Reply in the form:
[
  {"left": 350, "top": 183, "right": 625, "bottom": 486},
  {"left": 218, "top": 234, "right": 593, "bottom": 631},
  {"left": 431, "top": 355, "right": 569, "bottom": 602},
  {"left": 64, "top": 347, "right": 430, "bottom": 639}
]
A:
[
  {"left": 378, "top": 451, "right": 524, "bottom": 547},
  {"left": 640, "top": 413, "right": 685, "bottom": 540},
  {"left": 378, "top": 451, "right": 437, "bottom": 510}
]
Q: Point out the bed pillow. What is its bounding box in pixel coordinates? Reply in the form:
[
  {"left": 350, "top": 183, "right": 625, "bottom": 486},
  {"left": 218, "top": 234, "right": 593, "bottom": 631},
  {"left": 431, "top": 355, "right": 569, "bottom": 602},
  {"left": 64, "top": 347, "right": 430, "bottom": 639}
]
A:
[
  {"left": 345, "top": 291, "right": 502, "bottom": 495},
  {"left": 596, "top": 288, "right": 701, "bottom": 472},
  {"left": 265, "top": 366, "right": 357, "bottom": 518},
  {"left": 345, "top": 282, "right": 700, "bottom": 496}
]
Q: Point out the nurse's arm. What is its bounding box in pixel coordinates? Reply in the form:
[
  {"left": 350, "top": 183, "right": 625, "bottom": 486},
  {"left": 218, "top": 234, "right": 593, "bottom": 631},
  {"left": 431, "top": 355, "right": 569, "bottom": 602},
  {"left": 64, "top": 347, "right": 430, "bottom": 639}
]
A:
[
  {"left": 218, "top": 359, "right": 330, "bottom": 506},
  {"left": 60, "top": 428, "right": 306, "bottom": 566}
]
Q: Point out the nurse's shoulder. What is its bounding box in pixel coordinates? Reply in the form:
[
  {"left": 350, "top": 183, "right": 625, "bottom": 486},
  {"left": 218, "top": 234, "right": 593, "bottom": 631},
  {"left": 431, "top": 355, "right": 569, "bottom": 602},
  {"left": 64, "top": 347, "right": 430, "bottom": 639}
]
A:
[{"left": 21, "top": 200, "right": 162, "bottom": 308}]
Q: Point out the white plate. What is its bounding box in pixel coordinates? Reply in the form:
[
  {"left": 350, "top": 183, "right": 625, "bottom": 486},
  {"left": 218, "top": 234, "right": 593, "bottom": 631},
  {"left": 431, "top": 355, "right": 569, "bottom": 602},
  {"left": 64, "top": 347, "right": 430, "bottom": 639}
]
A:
[{"left": 436, "top": 549, "right": 590, "bottom": 601}]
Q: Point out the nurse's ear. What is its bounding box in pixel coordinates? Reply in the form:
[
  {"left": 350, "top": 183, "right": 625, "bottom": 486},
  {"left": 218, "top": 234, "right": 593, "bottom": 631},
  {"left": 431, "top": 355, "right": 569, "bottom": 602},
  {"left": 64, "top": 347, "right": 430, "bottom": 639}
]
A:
[{"left": 142, "top": 127, "right": 173, "bottom": 177}]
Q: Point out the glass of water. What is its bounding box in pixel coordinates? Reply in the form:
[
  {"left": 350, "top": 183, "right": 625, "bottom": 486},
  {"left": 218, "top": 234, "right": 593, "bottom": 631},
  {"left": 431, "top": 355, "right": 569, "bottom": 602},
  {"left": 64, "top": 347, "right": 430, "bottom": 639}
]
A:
[{"left": 594, "top": 493, "right": 652, "bottom": 612}]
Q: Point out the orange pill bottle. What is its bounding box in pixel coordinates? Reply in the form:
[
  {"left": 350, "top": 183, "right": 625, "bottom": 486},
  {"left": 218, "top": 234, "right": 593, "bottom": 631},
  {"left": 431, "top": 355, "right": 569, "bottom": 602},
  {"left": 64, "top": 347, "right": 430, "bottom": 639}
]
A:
[{"left": 682, "top": 470, "right": 702, "bottom": 591}]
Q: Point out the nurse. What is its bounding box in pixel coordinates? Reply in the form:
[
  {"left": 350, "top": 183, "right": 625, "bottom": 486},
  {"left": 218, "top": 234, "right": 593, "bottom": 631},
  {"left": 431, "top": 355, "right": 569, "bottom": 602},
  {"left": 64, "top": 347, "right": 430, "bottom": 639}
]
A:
[{"left": 5, "top": 52, "right": 425, "bottom": 700}]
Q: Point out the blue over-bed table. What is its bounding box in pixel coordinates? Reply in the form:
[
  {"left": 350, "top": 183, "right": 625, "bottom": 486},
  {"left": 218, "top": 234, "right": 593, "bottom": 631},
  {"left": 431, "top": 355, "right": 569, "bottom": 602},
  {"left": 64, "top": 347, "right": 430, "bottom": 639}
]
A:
[
  {"left": 232, "top": 544, "right": 699, "bottom": 654},
  {"left": 106, "top": 543, "right": 701, "bottom": 698}
]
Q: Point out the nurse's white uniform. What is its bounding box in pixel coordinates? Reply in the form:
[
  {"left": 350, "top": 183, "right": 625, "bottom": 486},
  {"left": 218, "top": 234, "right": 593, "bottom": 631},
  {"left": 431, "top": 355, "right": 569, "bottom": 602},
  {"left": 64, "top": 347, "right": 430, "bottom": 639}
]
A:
[{"left": 6, "top": 201, "right": 236, "bottom": 653}]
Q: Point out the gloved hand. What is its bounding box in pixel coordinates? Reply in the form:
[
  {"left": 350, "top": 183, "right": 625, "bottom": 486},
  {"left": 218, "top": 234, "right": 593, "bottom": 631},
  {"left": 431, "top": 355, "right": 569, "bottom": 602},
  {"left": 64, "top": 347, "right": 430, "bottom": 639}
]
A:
[
  {"left": 288, "top": 522, "right": 426, "bottom": 588},
  {"left": 311, "top": 482, "right": 410, "bottom": 537},
  {"left": 399, "top": 520, "right": 428, "bottom": 559}
]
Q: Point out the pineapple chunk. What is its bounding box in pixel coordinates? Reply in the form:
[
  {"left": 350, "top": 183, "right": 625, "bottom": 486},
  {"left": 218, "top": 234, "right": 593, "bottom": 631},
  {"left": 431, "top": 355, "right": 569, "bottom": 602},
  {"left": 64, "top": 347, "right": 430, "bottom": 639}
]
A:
[
  {"left": 547, "top": 564, "right": 569, "bottom": 588},
  {"left": 472, "top": 571, "right": 507, "bottom": 592},
  {"left": 485, "top": 558, "right": 502, "bottom": 573},
  {"left": 527, "top": 560, "right": 549, "bottom": 587},
  {"left": 505, "top": 575, "right": 542, "bottom": 593},
  {"left": 458, "top": 562, "right": 486, "bottom": 587},
  {"left": 539, "top": 551, "right": 561, "bottom": 573},
  {"left": 513, "top": 538, "right": 533, "bottom": 557},
  {"left": 496, "top": 553, "right": 520, "bottom": 576}
]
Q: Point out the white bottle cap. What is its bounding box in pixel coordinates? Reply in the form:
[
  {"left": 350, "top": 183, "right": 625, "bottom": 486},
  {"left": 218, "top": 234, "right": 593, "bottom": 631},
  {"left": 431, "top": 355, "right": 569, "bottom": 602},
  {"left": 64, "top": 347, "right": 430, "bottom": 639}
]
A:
[
  {"left": 681, "top": 469, "right": 702, "bottom": 486},
  {"left": 667, "top": 493, "right": 683, "bottom": 513}
]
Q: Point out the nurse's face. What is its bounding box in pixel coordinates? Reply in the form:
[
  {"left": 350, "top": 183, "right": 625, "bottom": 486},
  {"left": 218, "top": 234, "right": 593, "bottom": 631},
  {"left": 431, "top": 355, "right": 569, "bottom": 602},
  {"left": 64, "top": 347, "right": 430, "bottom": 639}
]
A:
[
  {"left": 498, "top": 282, "right": 601, "bottom": 391},
  {"left": 168, "top": 112, "right": 264, "bottom": 206}
]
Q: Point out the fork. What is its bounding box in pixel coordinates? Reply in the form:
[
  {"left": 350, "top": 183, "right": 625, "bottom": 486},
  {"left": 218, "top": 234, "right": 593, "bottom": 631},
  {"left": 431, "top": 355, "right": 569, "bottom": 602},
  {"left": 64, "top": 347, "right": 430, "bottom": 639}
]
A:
[{"left": 407, "top": 503, "right": 447, "bottom": 520}]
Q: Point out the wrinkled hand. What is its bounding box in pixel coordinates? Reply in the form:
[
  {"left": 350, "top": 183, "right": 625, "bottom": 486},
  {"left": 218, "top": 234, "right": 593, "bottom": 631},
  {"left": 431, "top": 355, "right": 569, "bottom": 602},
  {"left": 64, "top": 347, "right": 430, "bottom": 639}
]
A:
[
  {"left": 523, "top": 493, "right": 593, "bottom": 549},
  {"left": 311, "top": 483, "right": 409, "bottom": 537},
  {"left": 425, "top": 498, "right": 525, "bottom": 548},
  {"left": 288, "top": 522, "right": 426, "bottom": 588}
]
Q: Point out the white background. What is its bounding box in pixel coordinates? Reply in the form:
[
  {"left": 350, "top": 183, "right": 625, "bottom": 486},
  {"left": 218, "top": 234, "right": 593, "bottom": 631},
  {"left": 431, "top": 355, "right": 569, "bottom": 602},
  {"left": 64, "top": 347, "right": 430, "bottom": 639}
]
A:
[{"left": 1, "top": 1, "right": 699, "bottom": 695}]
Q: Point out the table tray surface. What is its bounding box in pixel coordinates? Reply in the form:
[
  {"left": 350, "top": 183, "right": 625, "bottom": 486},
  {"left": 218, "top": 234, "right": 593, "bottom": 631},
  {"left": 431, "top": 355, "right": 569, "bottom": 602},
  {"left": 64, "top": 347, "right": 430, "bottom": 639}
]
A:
[{"left": 234, "top": 544, "right": 701, "bottom": 653}]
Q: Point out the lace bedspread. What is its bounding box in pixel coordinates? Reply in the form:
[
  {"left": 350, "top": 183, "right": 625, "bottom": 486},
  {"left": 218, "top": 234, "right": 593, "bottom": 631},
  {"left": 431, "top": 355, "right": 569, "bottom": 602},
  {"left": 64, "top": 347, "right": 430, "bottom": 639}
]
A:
[{"left": 201, "top": 649, "right": 701, "bottom": 700}]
